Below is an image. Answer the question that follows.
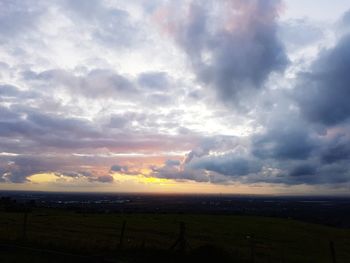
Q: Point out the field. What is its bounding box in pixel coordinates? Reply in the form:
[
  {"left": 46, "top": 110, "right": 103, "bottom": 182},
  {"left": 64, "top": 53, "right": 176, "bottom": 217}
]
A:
[{"left": 0, "top": 209, "right": 350, "bottom": 262}]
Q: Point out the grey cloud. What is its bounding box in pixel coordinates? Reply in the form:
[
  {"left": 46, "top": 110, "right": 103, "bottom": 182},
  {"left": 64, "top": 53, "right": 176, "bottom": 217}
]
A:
[
  {"left": 62, "top": 0, "right": 142, "bottom": 48},
  {"left": 0, "top": 155, "right": 116, "bottom": 184},
  {"left": 22, "top": 68, "right": 181, "bottom": 106},
  {"left": 0, "top": 156, "right": 62, "bottom": 183},
  {"left": 109, "top": 115, "right": 129, "bottom": 129},
  {"left": 165, "top": 0, "right": 288, "bottom": 105},
  {"left": 0, "top": 84, "right": 39, "bottom": 100},
  {"left": 279, "top": 19, "right": 324, "bottom": 49},
  {"left": 0, "top": 105, "right": 99, "bottom": 141},
  {"left": 0, "top": 98, "right": 201, "bottom": 155},
  {"left": 150, "top": 163, "right": 210, "bottom": 183},
  {"left": 165, "top": 159, "right": 181, "bottom": 167},
  {"left": 0, "top": 0, "right": 46, "bottom": 39},
  {"left": 58, "top": 171, "right": 114, "bottom": 184},
  {"left": 89, "top": 174, "right": 114, "bottom": 183},
  {"left": 183, "top": 136, "right": 239, "bottom": 165},
  {"left": 0, "top": 84, "right": 19, "bottom": 97},
  {"left": 29, "top": 69, "right": 136, "bottom": 99},
  {"left": 138, "top": 72, "right": 170, "bottom": 90},
  {"left": 296, "top": 33, "right": 350, "bottom": 126},
  {"left": 190, "top": 153, "right": 262, "bottom": 177},
  {"left": 252, "top": 120, "right": 317, "bottom": 160},
  {"left": 321, "top": 134, "right": 350, "bottom": 164},
  {"left": 110, "top": 164, "right": 128, "bottom": 173},
  {"left": 340, "top": 10, "right": 350, "bottom": 30},
  {"left": 289, "top": 164, "right": 317, "bottom": 177}
]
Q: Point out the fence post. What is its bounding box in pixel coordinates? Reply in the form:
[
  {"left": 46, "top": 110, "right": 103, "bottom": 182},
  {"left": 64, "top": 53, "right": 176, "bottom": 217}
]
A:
[
  {"left": 250, "top": 239, "right": 255, "bottom": 263},
  {"left": 169, "top": 221, "right": 187, "bottom": 253},
  {"left": 280, "top": 245, "right": 285, "bottom": 263},
  {"left": 21, "top": 212, "right": 28, "bottom": 241},
  {"left": 329, "top": 240, "right": 337, "bottom": 263},
  {"left": 119, "top": 220, "right": 127, "bottom": 249}
]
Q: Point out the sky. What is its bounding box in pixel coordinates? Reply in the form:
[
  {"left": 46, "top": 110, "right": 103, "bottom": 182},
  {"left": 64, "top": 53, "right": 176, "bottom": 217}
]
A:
[{"left": 1, "top": 0, "right": 350, "bottom": 195}]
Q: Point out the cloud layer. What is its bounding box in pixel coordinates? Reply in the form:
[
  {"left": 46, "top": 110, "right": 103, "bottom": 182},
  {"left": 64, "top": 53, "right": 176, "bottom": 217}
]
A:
[{"left": 1, "top": 0, "right": 350, "bottom": 193}]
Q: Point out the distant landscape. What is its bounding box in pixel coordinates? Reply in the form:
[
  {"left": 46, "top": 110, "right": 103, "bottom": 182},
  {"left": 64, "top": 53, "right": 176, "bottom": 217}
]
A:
[{"left": 1, "top": 191, "right": 350, "bottom": 262}]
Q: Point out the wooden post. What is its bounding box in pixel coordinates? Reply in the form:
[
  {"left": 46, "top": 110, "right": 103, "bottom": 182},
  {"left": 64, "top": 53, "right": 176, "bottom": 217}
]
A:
[
  {"left": 329, "top": 240, "right": 337, "bottom": 263},
  {"left": 169, "top": 221, "right": 187, "bottom": 253},
  {"left": 119, "top": 220, "right": 126, "bottom": 249},
  {"left": 22, "top": 212, "right": 28, "bottom": 241},
  {"left": 250, "top": 239, "right": 255, "bottom": 263},
  {"left": 178, "top": 222, "right": 186, "bottom": 252}
]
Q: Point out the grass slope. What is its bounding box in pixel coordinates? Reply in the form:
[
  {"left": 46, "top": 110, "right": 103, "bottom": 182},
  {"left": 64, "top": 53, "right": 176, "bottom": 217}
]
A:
[{"left": 0, "top": 210, "right": 349, "bottom": 262}]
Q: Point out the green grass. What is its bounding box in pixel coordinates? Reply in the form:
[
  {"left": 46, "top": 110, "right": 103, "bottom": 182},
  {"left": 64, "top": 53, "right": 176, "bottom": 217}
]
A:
[{"left": 0, "top": 210, "right": 349, "bottom": 262}]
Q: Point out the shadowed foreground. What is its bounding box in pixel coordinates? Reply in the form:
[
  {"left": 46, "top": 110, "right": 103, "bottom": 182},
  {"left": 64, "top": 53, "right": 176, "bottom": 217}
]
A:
[{"left": 0, "top": 210, "right": 350, "bottom": 262}]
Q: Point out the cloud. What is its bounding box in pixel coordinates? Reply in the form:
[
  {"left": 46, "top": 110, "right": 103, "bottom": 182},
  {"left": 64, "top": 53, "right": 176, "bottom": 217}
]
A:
[
  {"left": 58, "top": 171, "right": 114, "bottom": 184},
  {"left": 61, "top": 0, "right": 142, "bottom": 48},
  {"left": 165, "top": 159, "right": 181, "bottom": 166},
  {"left": 279, "top": 18, "right": 324, "bottom": 49},
  {"left": 26, "top": 69, "right": 136, "bottom": 99},
  {"left": 1, "top": 1, "right": 350, "bottom": 192},
  {"left": 88, "top": 174, "right": 114, "bottom": 183},
  {"left": 0, "top": 155, "right": 116, "bottom": 184},
  {"left": 158, "top": 0, "right": 288, "bottom": 105},
  {"left": 339, "top": 9, "right": 350, "bottom": 34},
  {"left": 0, "top": 0, "right": 46, "bottom": 39},
  {"left": 252, "top": 120, "right": 317, "bottom": 160},
  {"left": 110, "top": 164, "right": 128, "bottom": 173},
  {"left": 296, "top": 33, "right": 350, "bottom": 126},
  {"left": 182, "top": 136, "right": 239, "bottom": 166},
  {"left": 289, "top": 164, "right": 317, "bottom": 177},
  {"left": 320, "top": 132, "right": 350, "bottom": 164},
  {"left": 0, "top": 156, "right": 64, "bottom": 183},
  {"left": 137, "top": 72, "right": 170, "bottom": 90},
  {"left": 189, "top": 153, "right": 262, "bottom": 177},
  {"left": 150, "top": 162, "right": 210, "bottom": 183}
]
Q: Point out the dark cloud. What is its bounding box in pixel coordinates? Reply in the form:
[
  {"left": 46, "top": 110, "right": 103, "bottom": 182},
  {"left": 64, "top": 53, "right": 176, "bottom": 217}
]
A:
[
  {"left": 150, "top": 163, "right": 210, "bottom": 183},
  {"left": 190, "top": 153, "right": 262, "bottom": 177},
  {"left": 252, "top": 121, "right": 317, "bottom": 160},
  {"left": 163, "top": 0, "right": 288, "bottom": 104},
  {"left": 89, "top": 175, "right": 114, "bottom": 183},
  {"left": 110, "top": 164, "right": 128, "bottom": 173},
  {"left": 0, "top": 155, "right": 117, "bottom": 184},
  {"left": 340, "top": 9, "right": 350, "bottom": 29},
  {"left": 0, "top": 156, "right": 62, "bottom": 183},
  {"left": 321, "top": 134, "right": 350, "bottom": 164},
  {"left": 289, "top": 164, "right": 317, "bottom": 177},
  {"left": 296, "top": 33, "right": 350, "bottom": 125},
  {"left": 165, "top": 159, "right": 181, "bottom": 167}
]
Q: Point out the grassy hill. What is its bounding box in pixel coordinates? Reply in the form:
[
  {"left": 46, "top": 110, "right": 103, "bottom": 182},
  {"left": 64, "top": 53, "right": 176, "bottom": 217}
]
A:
[{"left": 0, "top": 210, "right": 349, "bottom": 262}]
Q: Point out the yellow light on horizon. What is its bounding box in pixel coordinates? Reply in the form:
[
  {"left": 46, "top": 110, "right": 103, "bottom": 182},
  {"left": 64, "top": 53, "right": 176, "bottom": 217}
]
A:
[{"left": 29, "top": 173, "right": 58, "bottom": 183}]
